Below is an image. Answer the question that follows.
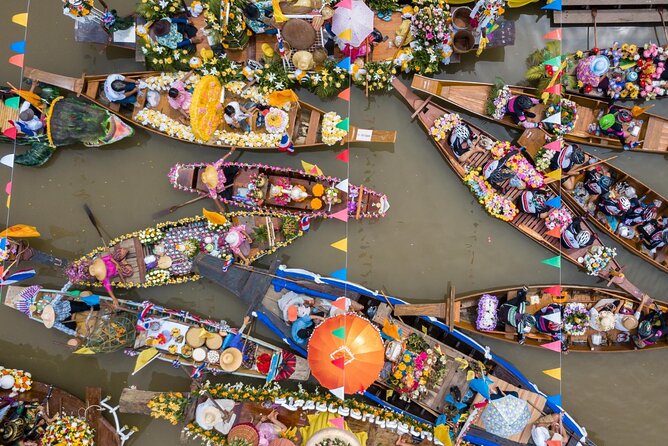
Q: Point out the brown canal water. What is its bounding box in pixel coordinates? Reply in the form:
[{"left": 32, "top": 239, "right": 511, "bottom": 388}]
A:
[{"left": 0, "top": 2, "right": 667, "bottom": 445}]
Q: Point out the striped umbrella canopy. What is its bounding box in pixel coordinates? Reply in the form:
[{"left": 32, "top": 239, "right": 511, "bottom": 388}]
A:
[{"left": 307, "top": 313, "right": 384, "bottom": 395}]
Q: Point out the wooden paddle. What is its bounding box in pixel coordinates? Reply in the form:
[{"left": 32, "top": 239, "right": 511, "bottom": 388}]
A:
[
  {"left": 544, "top": 155, "right": 618, "bottom": 184},
  {"left": 83, "top": 204, "right": 111, "bottom": 247}
]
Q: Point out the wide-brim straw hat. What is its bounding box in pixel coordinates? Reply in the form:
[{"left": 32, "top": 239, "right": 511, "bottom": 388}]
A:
[
  {"left": 219, "top": 347, "right": 243, "bottom": 372},
  {"left": 89, "top": 258, "right": 107, "bottom": 282},
  {"left": 227, "top": 422, "right": 259, "bottom": 446},
  {"left": 622, "top": 314, "right": 638, "bottom": 330},
  {"left": 292, "top": 50, "right": 314, "bottom": 71},
  {"left": 279, "top": 0, "right": 319, "bottom": 15},
  {"left": 157, "top": 255, "right": 172, "bottom": 269},
  {"left": 305, "top": 428, "right": 361, "bottom": 446},
  {"left": 205, "top": 332, "right": 223, "bottom": 350},
  {"left": 597, "top": 310, "right": 616, "bottom": 332},
  {"left": 312, "top": 48, "right": 328, "bottom": 65},
  {"left": 202, "top": 165, "right": 219, "bottom": 189},
  {"left": 196, "top": 405, "right": 223, "bottom": 429},
  {"left": 270, "top": 439, "right": 296, "bottom": 446},
  {"left": 186, "top": 327, "right": 207, "bottom": 348},
  {"left": 41, "top": 304, "right": 56, "bottom": 329},
  {"left": 282, "top": 19, "right": 316, "bottom": 50}
]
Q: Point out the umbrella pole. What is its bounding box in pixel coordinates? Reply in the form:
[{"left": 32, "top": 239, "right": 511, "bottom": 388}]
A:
[{"left": 365, "top": 44, "right": 370, "bottom": 97}]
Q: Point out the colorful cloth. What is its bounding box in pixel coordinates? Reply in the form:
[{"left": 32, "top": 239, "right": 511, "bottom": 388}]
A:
[{"left": 156, "top": 19, "right": 185, "bottom": 49}]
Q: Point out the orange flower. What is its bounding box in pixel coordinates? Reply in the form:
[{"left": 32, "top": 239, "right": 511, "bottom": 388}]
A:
[
  {"left": 310, "top": 198, "right": 323, "bottom": 210},
  {"left": 312, "top": 183, "right": 325, "bottom": 197}
]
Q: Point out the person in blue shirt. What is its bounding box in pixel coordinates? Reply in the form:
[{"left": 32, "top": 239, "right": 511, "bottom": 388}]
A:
[
  {"left": 151, "top": 17, "right": 202, "bottom": 51},
  {"left": 290, "top": 314, "right": 324, "bottom": 347},
  {"left": 243, "top": 2, "right": 277, "bottom": 35}
]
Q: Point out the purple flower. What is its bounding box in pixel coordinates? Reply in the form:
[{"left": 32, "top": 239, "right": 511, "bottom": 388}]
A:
[{"left": 426, "top": 32, "right": 434, "bottom": 40}]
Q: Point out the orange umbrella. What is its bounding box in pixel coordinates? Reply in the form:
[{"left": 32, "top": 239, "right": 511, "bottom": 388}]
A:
[{"left": 308, "top": 313, "right": 384, "bottom": 395}]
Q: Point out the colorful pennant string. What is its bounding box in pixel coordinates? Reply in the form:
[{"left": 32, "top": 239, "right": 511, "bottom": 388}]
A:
[
  {"left": 542, "top": 256, "right": 561, "bottom": 268},
  {"left": 542, "top": 0, "right": 562, "bottom": 11},
  {"left": 336, "top": 149, "right": 349, "bottom": 163},
  {"left": 337, "top": 87, "right": 351, "bottom": 101},
  {"left": 12, "top": 13, "right": 28, "bottom": 27},
  {"left": 329, "top": 268, "right": 348, "bottom": 280},
  {"left": 330, "top": 238, "right": 348, "bottom": 252},
  {"left": 540, "top": 340, "right": 562, "bottom": 352},
  {"left": 545, "top": 196, "right": 561, "bottom": 209},
  {"left": 543, "top": 367, "right": 562, "bottom": 380},
  {"left": 543, "top": 29, "right": 562, "bottom": 41}
]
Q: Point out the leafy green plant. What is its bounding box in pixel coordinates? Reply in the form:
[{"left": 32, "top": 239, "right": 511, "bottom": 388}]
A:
[
  {"left": 485, "top": 77, "right": 507, "bottom": 116},
  {"left": 368, "top": 0, "right": 398, "bottom": 12},
  {"left": 253, "top": 225, "right": 269, "bottom": 243},
  {"left": 280, "top": 216, "right": 300, "bottom": 239}
]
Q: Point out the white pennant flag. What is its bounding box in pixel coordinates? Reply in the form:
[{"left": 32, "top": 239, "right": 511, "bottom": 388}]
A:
[
  {"left": 335, "top": 179, "right": 349, "bottom": 193},
  {"left": 542, "top": 113, "right": 562, "bottom": 125}
]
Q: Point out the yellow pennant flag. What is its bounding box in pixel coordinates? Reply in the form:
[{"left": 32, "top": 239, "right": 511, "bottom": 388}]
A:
[
  {"left": 545, "top": 169, "right": 562, "bottom": 181},
  {"left": 73, "top": 347, "right": 96, "bottom": 355},
  {"left": 434, "top": 424, "right": 453, "bottom": 446},
  {"left": 0, "top": 224, "right": 40, "bottom": 238},
  {"left": 203, "top": 208, "right": 228, "bottom": 225},
  {"left": 330, "top": 238, "right": 347, "bottom": 253},
  {"left": 543, "top": 367, "right": 562, "bottom": 381},
  {"left": 132, "top": 348, "right": 160, "bottom": 375},
  {"left": 12, "top": 13, "right": 28, "bottom": 27},
  {"left": 466, "top": 370, "right": 475, "bottom": 381},
  {"left": 301, "top": 160, "right": 323, "bottom": 176},
  {"left": 386, "top": 389, "right": 393, "bottom": 399},
  {"left": 338, "top": 28, "right": 353, "bottom": 41}
]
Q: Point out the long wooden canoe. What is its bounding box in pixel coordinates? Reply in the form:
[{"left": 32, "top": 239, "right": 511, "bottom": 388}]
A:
[
  {"left": 169, "top": 161, "right": 390, "bottom": 219},
  {"left": 0, "top": 381, "right": 123, "bottom": 445},
  {"left": 393, "top": 78, "right": 645, "bottom": 300},
  {"left": 411, "top": 75, "right": 668, "bottom": 155},
  {"left": 452, "top": 284, "right": 667, "bottom": 352},
  {"left": 519, "top": 127, "right": 668, "bottom": 275},
  {"left": 22, "top": 67, "right": 396, "bottom": 150},
  {"left": 194, "top": 256, "right": 592, "bottom": 446}
]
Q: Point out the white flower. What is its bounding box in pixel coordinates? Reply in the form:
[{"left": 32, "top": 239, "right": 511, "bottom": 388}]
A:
[{"left": 159, "top": 0, "right": 169, "bottom": 8}]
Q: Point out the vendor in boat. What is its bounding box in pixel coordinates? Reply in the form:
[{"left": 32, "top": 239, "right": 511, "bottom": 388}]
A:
[
  {"left": 201, "top": 148, "right": 238, "bottom": 200},
  {"left": 224, "top": 101, "right": 254, "bottom": 133},
  {"left": 632, "top": 303, "right": 666, "bottom": 349},
  {"left": 578, "top": 166, "right": 613, "bottom": 211},
  {"left": 88, "top": 251, "right": 131, "bottom": 307},
  {"left": 168, "top": 70, "right": 195, "bottom": 124},
  {"left": 505, "top": 94, "right": 541, "bottom": 128},
  {"left": 483, "top": 147, "right": 521, "bottom": 194},
  {"left": 104, "top": 74, "right": 140, "bottom": 106},
  {"left": 515, "top": 190, "right": 552, "bottom": 218},
  {"left": 498, "top": 287, "right": 536, "bottom": 345},
  {"left": 533, "top": 304, "right": 565, "bottom": 345},
  {"left": 448, "top": 122, "right": 487, "bottom": 163},
  {"left": 255, "top": 410, "right": 288, "bottom": 446},
  {"left": 243, "top": 2, "right": 277, "bottom": 35},
  {"left": 15, "top": 102, "right": 43, "bottom": 136},
  {"left": 597, "top": 192, "right": 631, "bottom": 217},
  {"left": 551, "top": 144, "right": 588, "bottom": 189},
  {"left": 291, "top": 312, "right": 324, "bottom": 347},
  {"left": 623, "top": 198, "right": 662, "bottom": 227},
  {"left": 225, "top": 225, "right": 253, "bottom": 265},
  {"left": 561, "top": 217, "right": 595, "bottom": 250},
  {"left": 598, "top": 106, "right": 637, "bottom": 150},
  {"left": 150, "top": 17, "right": 202, "bottom": 51},
  {"left": 589, "top": 294, "right": 648, "bottom": 333},
  {"left": 637, "top": 218, "right": 668, "bottom": 254}
]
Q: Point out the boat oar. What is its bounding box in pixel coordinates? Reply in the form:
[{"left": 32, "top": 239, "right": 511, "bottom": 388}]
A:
[
  {"left": 544, "top": 156, "right": 618, "bottom": 184},
  {"left": 83, "top": 204, "right": 110, "bottom": 247},
  {"left": 153, "top": 195, "right": 208, "bottom": 219}
]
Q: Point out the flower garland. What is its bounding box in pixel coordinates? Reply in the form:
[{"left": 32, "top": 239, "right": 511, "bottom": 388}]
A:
[
  {"left": 580, "top": 246, "right": 617, "bottom": 276},
  {"left": 321, "top": 112, "right": 348, "bottom": 146},
  {"left": 148, "top": 392, "right": 188, "bottom": 425},
  {"left": 143, "top": 72, "right": 201, "bottom": 92},
  {"left": 544, "top": 208, "right": 573, "bottom": 232},
  {"left": 543, "top": 99, "right": 578, "bottom": 136},
  {"left": 40, "top": 414, "right": 95, "bottom": 446},
  {"left": 489, "top": 141, "right": 544, "bottom": 188},
  {"left": 464, "top": 168, "right": 518, "bottom": 221},
  {"left": 563, "top": 302, "right": 589, "bottom": 336},
  {"left": 430, "top": 113, "right": 461, "bottom": 141},
  {"left": 534, "top": 147, "right": 557, "bottom": 172},
  {"left": 139, "top": 227, "right": 165, "bottom": 244},
  {"left": 0, "top": 367, "right": 32, "bottom": 394},
  {"left": 136, "top": 108, "right": 201, "bottom": 142}
]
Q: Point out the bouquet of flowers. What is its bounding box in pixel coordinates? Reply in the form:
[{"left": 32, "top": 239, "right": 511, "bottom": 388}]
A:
[
  {"left": 136, "top": 0, "right": 183, "bottom": 21},
  {"left": 323, "top": 187, "right": 342, "bottom": 208},
  {"left": 264, "top": 108, "right": 289, "bottom": 134},
  {"left": 430, "top": 113, "right": 462, "bottom": 141},
  {"left": 354, "top": 61, "right": 396, "bottom": 92},
  {"left": 544, "top": 208, "right": 573, "bottom": 232},
  {"left": 405, "top": 46, "right": 443, "bottom": 75},
  {"left": 505, "top": 154, "right": 545, "bottom": 188},
  {"left": 249, "top": 172, "right": 268, "bottom": 189},
  {"left": 410, "top": 7, "right": 451, "bottom": 46},
  {"left": 563, "top": 302, "right": 589, "bottom": 335},
  {"left": 148, "top": 392, "right": 189, "bottom": 425},
  {"left": 321, "top": 112, "right": 348, "bottom": 145},
  {"left": 302, "top": 61, "right": 349, "bottom": 98},
  {"left": 464, "top": 168, "right": 519, "bottom": 221},
  {"left": 0, "top": 367, "right": 32, "bottom": 394},
  {"left": 220, "top": 0, "right": 249, "bottom": 50},
  {"left": 534, "top": 147, "right": 557, "bottom": 172},
  {"left": 476, "top": 294, "right": 499, "bottom": 331},
  {"left": 145, "top": 269, "right": 171, "bottom": 286},
  {"left": 139, "top": 227, "right": 165, "bottom": 245},
  {"left": 580, "top": 246, "right": 617, "bottom": 276},
  {"left": 543, "top": 99, "right": 578, "bottom": 136},
  {"left": 488, "top": 85, "right": 512, "bottom": 120},
  {"left": 40, "top": 414, "right": 95, "bottom": 446},
  {"left": 65, "top": 0, "right": 94, "bottom": 17}
]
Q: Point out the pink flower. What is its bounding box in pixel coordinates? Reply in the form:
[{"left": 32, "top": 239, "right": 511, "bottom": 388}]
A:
[{"left": 426, "top": 32, "right": 434, "bottom": 40}]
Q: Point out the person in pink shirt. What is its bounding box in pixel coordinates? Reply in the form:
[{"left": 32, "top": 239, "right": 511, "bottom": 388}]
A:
[
  {"left": 225, "top": 224, "right": 253, "bottom": 264},
  {"left": 168, "top": 70, "right": 194, "bottom": 123}
]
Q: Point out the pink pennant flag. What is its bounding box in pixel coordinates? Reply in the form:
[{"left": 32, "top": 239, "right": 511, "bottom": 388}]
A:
[
  {"left": 329, "top": 416, "right": 345, "bottom": 429},
  {"left": 543, "top": 139, "right": 562, "bottom": 151},
  {"left": 542, "top": 285, "right": 561, "bottom": 296},
  {"left": 541, "top": 340, "right": 562, "bottom": 352},
  {"left": 544, "top": 84, "right": 562, "bottom": 95},
  {"left": 331, "top": 208, "right": 349, "bottom": 222},
  {"left": 336, "top": 0, "right": 352, "bottom": 9},
  {"left": 5, "top": 182, "right": 11, "bottom": 195},
  {"left": 336, "top": 149, "right": 349, "bottom": 163},
  {"left": 543, "top": 29, "right": 562, "bottom": 41},
  {"left": 2, "top": 126, "right": 17, "bottom": 140},
  {"left": 8, "top": 54, "right": 24, "bottom": 68}
]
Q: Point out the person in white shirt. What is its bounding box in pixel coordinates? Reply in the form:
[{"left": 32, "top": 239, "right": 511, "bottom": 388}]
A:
[
  {"left": 224, "top": 101, "right": 253, "bottom": 133},
  {"left": 16, "top": 101, "right": 43, "bottom": 136},
  {"left": 589, "top": 294, "right": 648, "bottom": 332}
]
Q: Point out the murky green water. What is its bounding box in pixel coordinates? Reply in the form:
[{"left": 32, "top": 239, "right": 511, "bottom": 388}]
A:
[{"left": 0, "top": 2, "right": 667, "bottom": 445}]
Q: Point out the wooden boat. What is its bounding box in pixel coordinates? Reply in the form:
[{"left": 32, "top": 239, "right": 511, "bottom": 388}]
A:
[
  {"left": 0, "top": 379, "right": 125, "bottom": 445},
  {"left": 449, "top": 284, "right": 668, "bottom": 352},
  {"left": 169, "top": 161, "right": 390, "bottom": 220},
  {"left": 392, "top": 78, "right": 645, "bottom": 300},
  {"left": 21, "top": 67, "right": 396, "bottom": 151},
  {"left": 519, "top": 127, "right": 668, "bottom": 275},
  {"left": 194, "top": 255, "right": 592, "bottom": 446},
  {"left": 64, "top": 211, "right": 304, "bottom": 289},
  {"left": 410, "top": 75, "right": 668, "bottom": 155},
  {"left": 2, "top": 285, "right": 309, "bottom": 381}
]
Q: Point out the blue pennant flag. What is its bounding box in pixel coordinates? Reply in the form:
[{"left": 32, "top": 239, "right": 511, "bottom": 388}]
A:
[
  {"left": 542, "top": 0, "right": 562, "bottom": 11},
  {"left": 337, "top": 57, "right": 351, "bottom": 72},
  {"left": 10, "top": 41, "right": 25, "bottom": 54},
  {"left": 545, "top": 196, "right": 562, "bottom": 209},
  {"left": 547, "top": 394, "right": 562, "bottom": 407},
  {"left": 330, "top": 268, "right": 347, "bottom": 280},
  {"left": 81, "top": 294, "right": 101, "bottom": 306}
]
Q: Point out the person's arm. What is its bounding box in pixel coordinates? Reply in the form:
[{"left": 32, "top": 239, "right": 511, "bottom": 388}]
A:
[
  {"left": 124, "top": 88, "right": 138, "bottom": 98},
  {"left": 53, "top": 321, "right": 77, "bottom": 337}
]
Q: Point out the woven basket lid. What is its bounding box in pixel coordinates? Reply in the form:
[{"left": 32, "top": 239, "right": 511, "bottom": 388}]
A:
[
  {"left": 282, "top": 19, "right": 316, "bottom": 50},
  {"left": 186, "top": 327, "right": 206, "bottom": 348},
  {"left": 228, "top": 423, "right": 260, "bottom": 446},
  {"left": 205, "top": 332, "right": 223, "bottom": 350}
]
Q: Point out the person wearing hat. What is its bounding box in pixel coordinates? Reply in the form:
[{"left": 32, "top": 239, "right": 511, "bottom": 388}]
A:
[
  {"left": 598, "top": 105, "right": 636, "bottom": 150},
  {"left": 195, "top": 398, "right": 238, "bottom": 433},
  {"left": 504, "top": 94, "right": 541, "bottom": 128},
  {"left": 498, "top": 287, "right": 536, "bottom": 345},
  {"left": 638, "top": 218, "right": 668, "bottom": 255},
  {"left": 561, "top": 217, "right": 594, "bottom": 250},
  {"left": 225, "top": 224, "right": 253, "bottom": 264},
  {"left": 255, "top": 410, "right": 288, "bottom": 446},
  {"left": 483, "top": 147, "right": 521, "bottom": 194},
  {"left": 589, "top": 294, "right": 647, "bottom": 333},
  {"left": 150, "top": 17, "right": 202, "bottom": 51},
  {"left": 448, "top": 122, "right": 486, "bottom": 163},
  {"left": 15, "top": 101, "right": 43, "bottom": 136},
  {"left": 623, "top": 198, "right": 662, "bottom": 227},
  {"left": 243, "top": 2, "right": 277, "bottom": 35},
  {"left": 291, "top": 312, "right": 324, "bottom": 347},
  {"left": 200, "top": 148, "right": 238, "bottom": 199},
  {"left": 22, "top": 288, "right": 101, "bottom": 336},
  {"left": 533, "top": 303, "right": 565, "bottom": 345},
  {"left": 550, "top": 144, "right": 588, "bottom": 178},
  {"left": 597, "top": 191, "right": 631, "bottom": 217},
  {"left": 88, "top": 255, "right": 125, "bottom": 308},
  {"left": 632, "top": 298, "right": 665, "bottom": 348},
  {"left": 516, "top": 190, "right": 552, "bottom": 218},
  {"left": 277, "top": 291, "right": 314, "bottom": 323}
]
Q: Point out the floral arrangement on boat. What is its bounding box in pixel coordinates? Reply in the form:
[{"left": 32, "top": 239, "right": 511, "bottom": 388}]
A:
[
  {"left": 0, "top": 366, "right": 32, "bottom": 394},
  {"left": 463, "top": 168, "right": 518, "bottom": 221},
  {"left": 544, "top": 208, "right": 573, "bottom": 233},
  {"left": 411, "top": 6, "right": 451, "bottom": 46},
  {"left": 264, "top": 108, "right": 289, "bottom": 134},
  {"left": 534, "top": 146, "right": 558, "bottom": 172},
  {"left": 64, "top": 0, "right": 94, "bottom": 17},
  {"left": 40, "top": 413, "right": 95, "bottom": 446},
  {"left": 543, "top": 99, "right": 577, "bottom": 136},
  {"left": 430, "top": 113, "right": 461, "bottom": 141},
  {"left": 321, "top": 112, "right": 349, "bottom": 146},
  {"left": 579, "top": 246, "right": 617, "bottom": 276},
  {"left": 353, "top": 61, "right": 396, "bottom": 93},
  {"left": 147, "top": 391, "right": 188, "bottom": 425},
  {"left": 489, "top": 141, "right": 544, "bottom": 188},
  {"left": 476, "top": 294, "right": 498, "bottom": 331},
  {"left": 487, "top": 84, "right": 512, "bottom": 120},
  {"left": 563, "top": 302, "right": 589, "bottom": 336}
]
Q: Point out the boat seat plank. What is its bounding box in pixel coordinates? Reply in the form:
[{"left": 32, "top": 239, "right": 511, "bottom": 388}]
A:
[
  {"left": 86, "top": 81, "right": 100, "bottom": 99},
  {"left": 641, "top": 116, "right": 668, "bottom": 151},
  {"left": 304, "top": 110, "right": 321, "bottom": 145},
  {"left": 554, "top": 8, "right": 664, "bottom": 25}
]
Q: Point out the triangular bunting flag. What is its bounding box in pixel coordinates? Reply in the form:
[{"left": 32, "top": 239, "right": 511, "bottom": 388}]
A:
[
  {"left": 545, "top": 196, "right": 561, "bottom": 208},
  {"left": 542, "top": 112, "right": 562, "bottom": 125},
  {"left": 543, "top": 139, "right": 561, "bottom": 151},
  {"left": 329, "top": 416, "right": 345, "bottom": 429},
  {"left": 331, "top": 238, "right": 348, "bottom": 252},
  {"left": 132, "top": 348, "right": 160, "bottom": 375},
  {"left": 338, "top": 87, "right": 351, "bottom": 101},
  {"left": 9, "top": 41, "right": 26, "bottom": 54},
  {"left": 542, "top": 0, "right": 562, "bottom": 11},
  {"left": 332, "top": 326, "right": 346, "bottom": 339},
  {"left": 545, "top": 169, "right": 562, "bottom": 180},
  {"left": 543, "top": 312, "right": 563, "bottom": 324},
  {"left": 546, "top": 441, "right": 561, "bottom": 446},
  {"left": 330, "top": 268, "right": 347, "bottom": 280},
  {"left": 546, "top": 394, "right": 562, "bottom": 407},
  {"left": 541, "top": 340, "right": 562, "bottom": 352},
  {"left": 5, "top": 182, "right": 11, "bottom": 195},
  {"left": 338, "top": 28, "right": 353, "bottom": 41},
  {"left": 335, "top": 179, "right": 349, "bottom": 193},
  {"left": 545, "top": 226, "right": 561, "bottom": 238},
  {"left": 330, "top": 386, "right": 345, "bottom": 400},
  {"left": 331, "top": 208, "right": 349, "bottom": 222},
  {"left": 543, "top": 367, "right": 562, "bottom": 380},
  {"left": 6, "top": 195, "right": 10, "bottom": 210},
  {"left": 336, "top": 149, "right": 349, "bottom": 163},
  {"left": 336, "top": 57, "right": 351, "bottom": 72},
  {"left": 2, "top": 127, "right": 17, "bottom": 140},
  {"left": 332, "top": 297, "right": 348, "bottom": 310},
  {"left": 8, "top": 54, "right": 24, "bottom": 68},
  {"left": 331, "top": 357, "right": 345, "bottom": 369},
  {"left": 12, "top": 13, "right": 28, "bottom": 27},
  {"left": 542, "top": 256, "right": 561, "bottom": 268},
  {"left": 1, "top": 155, "right": 14, "bottom": 168},
  {"left": 542, "top": 56, "right": 561, "bottom": 68},
  {"left": 543, "top": 285, "right": 561, "bottom": 295},
  {"left": 73, "top": 347, "right": 96, "bottom": 355},
  {"left": 434, "top": 425, "right": 453, "bottom": 446},
  {"left": 301, "top": 160, "right": 323, "bottom": 176},
  {"left": 4, "top": 97, "right": 20, "bottom": 110},
  {"left": 335, "top": 0, "right": 353, "bottom": 9},
  {"left": 543, "top": 29, "right": 562, "bottom": 41},
  {"left": 544, "top": 84, "right": 562, "bottom": 95},
  {"left": 335, "top": 117, "right": 350, "bottom": 131}
]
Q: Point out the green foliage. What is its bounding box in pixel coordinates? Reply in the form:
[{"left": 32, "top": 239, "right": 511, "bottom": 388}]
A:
[
  {"left": 486, "top": 77, "right": 506, "bottom": 116},
  {"left": 280, "top": 217, "right": 300, "bottom": 239},
  {"left": 253, "top": 225, "right": 269, "bottom": 243},
  {"left": 524, "top": 65, "right": 545, "bottom": 81},
  {"left": 301, "top": 60, "right": 348, "bottom": 99},
  {"left": 136, "top": 0, "right": 183, "bottom": 21},
  {"left": 256, "top": 61, "right": 293, "bottom": 94},
  {"left": 368, "top": 0, "right": 398, "bottom": 12}
]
